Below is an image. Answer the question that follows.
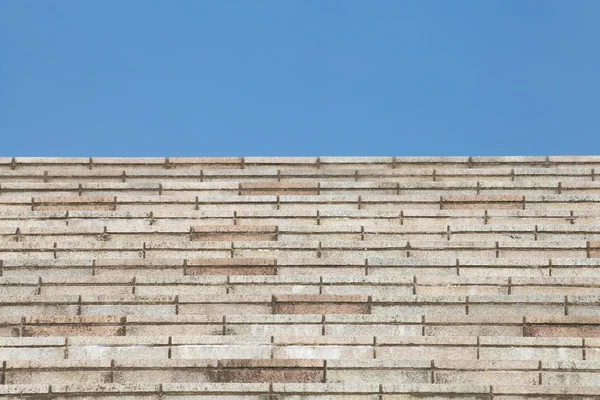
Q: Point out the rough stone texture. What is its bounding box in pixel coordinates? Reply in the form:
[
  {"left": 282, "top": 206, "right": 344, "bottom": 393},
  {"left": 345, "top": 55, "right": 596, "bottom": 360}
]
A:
[
  {"left": 2, "top": 156, "right": 600, "bottom": 397},
  {"left": 239, "top": 182, "right": 320, "bottom": 196},
  {"left": 185, "top": 258, "right": 277, "bottom": 276},
  {"left": 190, "top": 225, "right": 278, "bottom": 241}
]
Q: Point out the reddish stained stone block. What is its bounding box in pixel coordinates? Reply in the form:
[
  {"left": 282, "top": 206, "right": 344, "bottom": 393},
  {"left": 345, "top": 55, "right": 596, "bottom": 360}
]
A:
[
  {"left": 441, "top": 195, "right": 524, "bottom": 210},
  {"left": 186, "top": 266, "right": 277, "bottom": 276},
  {"left": 217, "top": 369, "right": 323, "bottom": 383},
  {"left": 240, "top": 182, "right": 319, "bottom": 196},
  {"left": 186, "top": 258, "right": 277, "bottom": 276},
  {"left": 191, "top": 225, "right": 278, "bottom": 241},
  {"left": 273, "top": 294, "right": 370, "bottom": 315},
  {"left": 589, "top": 241, "right": 600, "bottom": 258},
  {"left": 216, "top": 359, "right": 324, "bottom": 383},
  {"left": 190, "top": 233, "right": 276, "bottom": 241}
]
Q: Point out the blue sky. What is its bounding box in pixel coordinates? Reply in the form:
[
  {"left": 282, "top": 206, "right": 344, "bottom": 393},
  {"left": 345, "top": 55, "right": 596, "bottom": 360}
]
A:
[{"left": 1, "top": 1, "right": 599, "bottom": 156}]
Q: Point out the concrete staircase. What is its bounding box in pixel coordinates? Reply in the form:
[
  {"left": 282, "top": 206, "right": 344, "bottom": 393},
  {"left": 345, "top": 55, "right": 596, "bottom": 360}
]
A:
[{"left": 1, "top": 156, "right": 600, "bottom": 399}]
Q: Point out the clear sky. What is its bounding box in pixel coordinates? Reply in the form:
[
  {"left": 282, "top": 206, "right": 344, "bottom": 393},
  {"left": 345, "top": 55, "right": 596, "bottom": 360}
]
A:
[{"left": 1, "top": 1, "right": 599, "bottom": 156}]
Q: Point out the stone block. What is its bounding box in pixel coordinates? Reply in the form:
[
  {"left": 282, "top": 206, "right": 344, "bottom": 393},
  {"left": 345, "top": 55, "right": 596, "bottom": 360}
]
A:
[
  {"left": 191, "top": 225, "right": 278, "bottom": 241},
  {"left": 185, "top": 258, "right": 277, "bottom": 276},
  {"left": 273, "top": 294, "right": 370, "bottom": 315}
]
